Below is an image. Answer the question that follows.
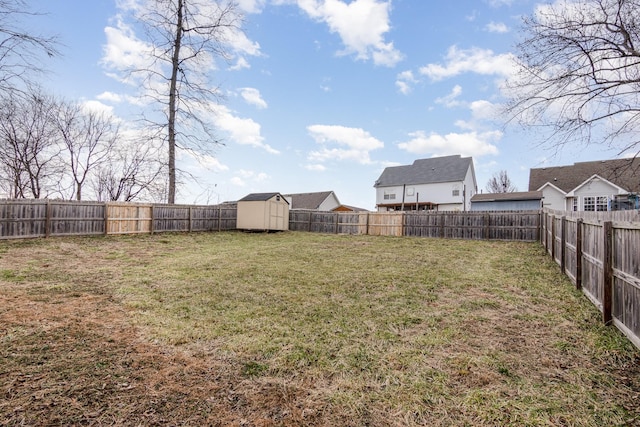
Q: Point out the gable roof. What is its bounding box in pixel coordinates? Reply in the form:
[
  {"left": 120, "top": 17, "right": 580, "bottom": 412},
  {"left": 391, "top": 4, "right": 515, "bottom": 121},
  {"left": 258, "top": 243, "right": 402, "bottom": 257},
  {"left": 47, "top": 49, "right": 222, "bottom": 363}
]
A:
[
  {"left": 283, "top": 191, "right": 337, "bottom": 210},
  {"left": 238, "top": 192, "right": 287, "bottom": 203},
  {"left": 471, "top": 191, "right": 543, "bottom": 202},
  {"left": 374, "top": 155, "right": 473, "bottom": 187},
  {"left": 529, "top": 158, "right": 640, "bottom": 193}
]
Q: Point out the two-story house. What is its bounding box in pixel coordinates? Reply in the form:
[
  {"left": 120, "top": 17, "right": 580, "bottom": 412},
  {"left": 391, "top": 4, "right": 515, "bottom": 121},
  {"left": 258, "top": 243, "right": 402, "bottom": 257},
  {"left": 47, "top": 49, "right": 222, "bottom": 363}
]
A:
[
  {"left": 374, "top": 155, "right": 477, "bottom": 212},
  {"left": 529, "top": 158, "right": 640, "bottom": 211}
]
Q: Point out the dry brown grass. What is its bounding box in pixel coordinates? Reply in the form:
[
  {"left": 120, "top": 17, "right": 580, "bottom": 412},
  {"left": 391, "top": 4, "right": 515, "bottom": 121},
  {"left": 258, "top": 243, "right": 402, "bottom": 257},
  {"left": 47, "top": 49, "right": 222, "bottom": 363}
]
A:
[{"left": 1, "top": 232, "right": 639, "bottom": 426}]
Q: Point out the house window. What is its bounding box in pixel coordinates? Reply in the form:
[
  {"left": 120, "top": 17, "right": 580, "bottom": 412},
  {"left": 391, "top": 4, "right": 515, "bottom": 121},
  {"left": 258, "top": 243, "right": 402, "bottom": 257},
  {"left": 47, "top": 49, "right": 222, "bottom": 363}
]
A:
[
  {"left": 383, "top": 191, "right": 396, "bottom": 200},
  {"left": 452, "top": 189, "right": 460, "bottom": 197},
  {"left": 596, "top": 196, "right": 608, "bottom": 211},
  {"left": 572, "top": 198, "right": 578, "bottom": 211},
  {"left": 583, "top": 196, "right": 609, "bottom": 211}
]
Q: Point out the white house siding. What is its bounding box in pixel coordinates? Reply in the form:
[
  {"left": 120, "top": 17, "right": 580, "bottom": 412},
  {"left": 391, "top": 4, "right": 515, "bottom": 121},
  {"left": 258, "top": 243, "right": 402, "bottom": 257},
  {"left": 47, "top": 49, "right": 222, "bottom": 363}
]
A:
[
  {"left": 318, "top": 193, "right": 340, "bottom": 211},
  {"left": 539, "top": 185, "right": 566, "bottom": 210},
  {"left": 376, "top": 181, "right": 468, "bottom": 211},
  {"left": 572, "top": 178, "right": 621, "bottom": 211}
]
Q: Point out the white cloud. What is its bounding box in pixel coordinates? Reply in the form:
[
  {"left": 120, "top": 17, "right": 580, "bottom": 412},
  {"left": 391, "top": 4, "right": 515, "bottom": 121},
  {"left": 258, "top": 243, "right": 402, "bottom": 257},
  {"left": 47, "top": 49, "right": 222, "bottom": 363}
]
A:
[
  {"left": 236, "top": 0, "right": 267, "bottom": 13},
  {"left": 398, "top": 130, "right": 500, "bottom": 157},
  {"left": 435, "top": 85, "right": 463, "bottom": 108},
  {"left": 211, "top": 105, "right": 279, "bottom": 154},
  {"left": 81, "top": 100, "right": 116, "bottom": 116},
  {"left": 296, "top": 0, "right": 403, "bottom": 67},
  {"left": 96, "top": 91, "right": 123, "bottom": 103},
  {"left": 102, "top": 19, "right": 153, "bottom": 80},
  {"left": 395, "top": 70, "right": 417, "bottom": 95},
  {"left": 305, "top": 163, "right": 327, "bottom": 171},
  {"left": 419, "top": 46, "right": 515, "bottom": 81},
  {"left": 239, "top": 87, "right": 268, "bottom": 109},
  {"left": 229, "top": 57, "right": 251, "bottom": 71},
  {"left": 231, "top": 169, "right": 270, "bottom": 187},
  {"left": 485, "top": 21, "right": 509, "bottom": 33},
  {"left": 307, "top": 124, "right": 384, "bottom": 164}
]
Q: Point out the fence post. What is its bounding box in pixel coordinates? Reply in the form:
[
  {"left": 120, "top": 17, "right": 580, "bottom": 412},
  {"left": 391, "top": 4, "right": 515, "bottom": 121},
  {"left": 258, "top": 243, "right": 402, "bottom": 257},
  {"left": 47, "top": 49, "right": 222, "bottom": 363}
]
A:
[
  {"left": 483, "top": 213, "right": 490, "bottom": 240},
  {"left": 550, "top": 215, "right": 556, "bottom": 261},
  {"left": 104, "top": 202, "right": 109, "bottom": 236},
  {"left": 560, "top": 216, "right": 566, "bottom": 274},
  {"left": 150, "top": 205, "right": 155, "bottom": 234},
  {"left": 335, "top": 213, "right": 339, "bottom": 234},
  {"left": 307, "top": 211, "right": 313, "bottom": 232},
  {"left": 602, "top": 221, "right": 613, "bottom": 325},
  {"left": 218, "top": 205, "right": 222, "bottom": 232},
  {"left": 365, "top": 212, "right": 370, "bottom": 236},
  {"left": 576, "top": 219, "right": 583, "bottom": 290},
  {"left": 45, "top": 199, "right": 52, "bottom": 238},
  {"left": 189, "top": 206, "right": 193, "bottom": 233},
  {"left": 439, "top": 213, "right": 445, "bottom": 238}
]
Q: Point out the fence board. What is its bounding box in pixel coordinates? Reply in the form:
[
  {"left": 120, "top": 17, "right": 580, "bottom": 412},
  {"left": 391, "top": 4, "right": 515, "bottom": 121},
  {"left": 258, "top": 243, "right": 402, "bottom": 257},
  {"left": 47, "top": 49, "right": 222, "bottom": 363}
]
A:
[
  {"left": 541, "top": 209, "right": 640, "bottom": 350},
  {"left": 106, "top": 203, "right": 153, "bottom": 235}
]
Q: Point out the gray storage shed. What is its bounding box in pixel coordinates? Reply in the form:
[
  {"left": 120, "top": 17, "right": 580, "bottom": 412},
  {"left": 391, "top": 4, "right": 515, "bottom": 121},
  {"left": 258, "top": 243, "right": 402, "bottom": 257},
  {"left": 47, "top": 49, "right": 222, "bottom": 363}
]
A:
[{"left": 236, "top": 192, "right": 289, "bottom": 231}]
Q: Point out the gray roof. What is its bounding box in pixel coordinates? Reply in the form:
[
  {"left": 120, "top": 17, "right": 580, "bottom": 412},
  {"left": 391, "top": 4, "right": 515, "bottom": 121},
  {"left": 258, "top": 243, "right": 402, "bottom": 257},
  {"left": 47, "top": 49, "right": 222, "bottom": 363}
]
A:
[
  {"left": 528, "top": 158, "right": 640, "bottom": 193},
  {"left": 471, "top": 191, "right": 543, "bottom": 202},
  {"left": 374, "top": 155, "right": 473, "bottom": 187},
  {"left": 283, "top": 191, "right": 336, "bottom": 210},
  {"left": 238, "top": 192, "right": 287, "bottom": 203}
]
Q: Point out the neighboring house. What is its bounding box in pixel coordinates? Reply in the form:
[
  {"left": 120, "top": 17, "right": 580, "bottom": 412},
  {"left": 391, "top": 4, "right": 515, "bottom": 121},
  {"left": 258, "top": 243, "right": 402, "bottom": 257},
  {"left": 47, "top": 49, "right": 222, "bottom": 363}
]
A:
[
  {"left": 332, "top": 204, "right": 369, "bottom": 212},
  {"left": 283, "top": 191, "right": 341, "bottom": 211},
  {"left": 470, "top": 191, "right": 543, "bottom": 211},
  {"left": 374, "top": 155, "right": 477, "bottom": 212},
  {"left": 528, "top": 158, "right": 640, "bottom": 211}
]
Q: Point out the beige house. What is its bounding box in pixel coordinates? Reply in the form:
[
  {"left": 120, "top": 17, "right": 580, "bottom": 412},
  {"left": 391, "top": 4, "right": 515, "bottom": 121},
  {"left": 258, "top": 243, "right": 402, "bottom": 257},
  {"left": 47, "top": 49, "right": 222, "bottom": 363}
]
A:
[
  {"left": 529, "top": 158, "right": 640, "bottom": 211},
  {"left": 236, "top": 192, "right": 289, "bottom": 231}
]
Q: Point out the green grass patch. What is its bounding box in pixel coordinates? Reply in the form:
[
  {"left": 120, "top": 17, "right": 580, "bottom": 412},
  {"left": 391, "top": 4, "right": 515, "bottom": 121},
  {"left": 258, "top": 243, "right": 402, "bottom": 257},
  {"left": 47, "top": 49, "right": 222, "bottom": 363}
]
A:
[{"left": 1, "top": 231, "right": 638, "bottom": 426}]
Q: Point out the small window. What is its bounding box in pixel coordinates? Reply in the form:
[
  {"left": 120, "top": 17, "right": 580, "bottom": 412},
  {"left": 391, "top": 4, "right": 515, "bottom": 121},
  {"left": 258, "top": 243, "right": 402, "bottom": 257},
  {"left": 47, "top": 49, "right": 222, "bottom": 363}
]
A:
[
  {"left": 596, "top": 196, "right": 608, "bottom": 211},
  {"left": 584, "top": 196, "right": 595, "bottom": 211},
  {"left": 452, "top": 189, "right": 460, "bottom": 197},
  {"left": 572, "top": 198, "right": 578, "bottom": 211},
  {"left": 383, "top": 193, "right": 396, "bottom": 200}
]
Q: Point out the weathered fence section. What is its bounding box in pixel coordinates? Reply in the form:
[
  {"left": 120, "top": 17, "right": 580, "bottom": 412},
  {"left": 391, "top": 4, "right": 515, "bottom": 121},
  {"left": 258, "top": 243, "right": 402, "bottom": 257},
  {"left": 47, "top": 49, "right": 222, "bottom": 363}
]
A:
[
  {"left": 542, "top": 209, "right": 640, "bottom": 349},
  {"left": 0, "top": 200, "right": 106, "bottom": 239},
  {"left": 0, "top": 200, "right": 237, "bottom": 239},
  {"left": 290, "top": 210, "right": 540, "bottom": 241}
]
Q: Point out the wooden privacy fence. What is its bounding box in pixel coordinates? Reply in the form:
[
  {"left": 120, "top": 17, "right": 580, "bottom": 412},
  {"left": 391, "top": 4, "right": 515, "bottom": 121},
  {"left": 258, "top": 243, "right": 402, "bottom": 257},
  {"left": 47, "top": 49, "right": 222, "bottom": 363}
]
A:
[
  {"left": 0, "top": 199, "right": 237, "bottom": 239},
  {"left": 289, "top": 210, "right": 541, "bottom": 241},
  {"left": 542, "top": 209, "right": 640, "bottom": 350}
]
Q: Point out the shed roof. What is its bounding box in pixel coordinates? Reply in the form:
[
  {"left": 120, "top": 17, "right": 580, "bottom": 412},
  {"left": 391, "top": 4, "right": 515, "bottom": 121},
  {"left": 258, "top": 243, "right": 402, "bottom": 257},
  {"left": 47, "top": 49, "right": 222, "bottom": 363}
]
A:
[
  {"left": 283, "top": 191, "right": 336, "bottom": 209},
  {"left": 238, "top": 192, "right": 287, "bottom": 203},
  {"left": 528, "top": 158, "right": 640, "bottom": 193},
  {"left": 471, "top": 191, "right": 543, "bottom": 202},
  {"left": 374, "top": 155, "right": 473, "bottom": 187}
]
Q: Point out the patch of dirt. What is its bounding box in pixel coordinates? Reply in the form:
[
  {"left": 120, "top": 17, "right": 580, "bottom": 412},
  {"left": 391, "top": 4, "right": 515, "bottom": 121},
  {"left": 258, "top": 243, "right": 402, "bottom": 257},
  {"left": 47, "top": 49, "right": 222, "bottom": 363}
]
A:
[{"left": 0, "top": 288, "right": 329, "bottom": 426}]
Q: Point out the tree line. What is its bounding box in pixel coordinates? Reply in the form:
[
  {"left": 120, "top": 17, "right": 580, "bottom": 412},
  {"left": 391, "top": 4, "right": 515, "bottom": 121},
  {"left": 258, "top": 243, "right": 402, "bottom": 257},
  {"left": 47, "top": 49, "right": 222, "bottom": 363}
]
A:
[{"left": 0, "top": 90, "right": 167, "bottom": 201}]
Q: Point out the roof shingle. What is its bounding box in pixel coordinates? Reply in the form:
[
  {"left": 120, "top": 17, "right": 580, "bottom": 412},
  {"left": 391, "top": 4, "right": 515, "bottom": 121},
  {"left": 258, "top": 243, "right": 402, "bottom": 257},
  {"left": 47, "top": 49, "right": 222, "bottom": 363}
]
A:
[
  {"left": 374, "top": 155, "right": 473, "bottom": 187},
  {"left": 528, "top": 158, "right": 640, "bottom": 193}
]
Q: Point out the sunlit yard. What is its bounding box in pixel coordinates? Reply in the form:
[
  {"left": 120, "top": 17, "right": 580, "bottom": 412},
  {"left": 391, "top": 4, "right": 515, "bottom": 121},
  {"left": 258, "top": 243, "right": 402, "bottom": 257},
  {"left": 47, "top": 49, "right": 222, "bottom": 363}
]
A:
[{"left": 1, "top": 231, "right": 638, "bottom": 426}]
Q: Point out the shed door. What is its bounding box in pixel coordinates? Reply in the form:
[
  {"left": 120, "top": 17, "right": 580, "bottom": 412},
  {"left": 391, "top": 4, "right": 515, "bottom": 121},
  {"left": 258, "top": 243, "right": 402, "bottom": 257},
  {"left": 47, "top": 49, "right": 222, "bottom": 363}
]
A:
[{"left": 269, "top": 201, "right": 286, "bottom": 230}]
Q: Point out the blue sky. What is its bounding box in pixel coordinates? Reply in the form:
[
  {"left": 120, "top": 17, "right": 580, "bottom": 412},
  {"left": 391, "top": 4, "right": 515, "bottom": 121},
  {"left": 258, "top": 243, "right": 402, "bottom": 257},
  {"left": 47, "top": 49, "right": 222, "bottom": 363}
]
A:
[{"left": 27, "top": 0, "right": 622, "bottom": 209}]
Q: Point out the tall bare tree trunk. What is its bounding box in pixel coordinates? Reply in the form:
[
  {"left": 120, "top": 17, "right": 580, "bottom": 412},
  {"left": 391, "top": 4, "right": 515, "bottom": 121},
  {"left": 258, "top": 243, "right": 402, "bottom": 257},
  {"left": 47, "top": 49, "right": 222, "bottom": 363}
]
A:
[{"left": 167, "top": 0, "right": 184, "bottom": 204}]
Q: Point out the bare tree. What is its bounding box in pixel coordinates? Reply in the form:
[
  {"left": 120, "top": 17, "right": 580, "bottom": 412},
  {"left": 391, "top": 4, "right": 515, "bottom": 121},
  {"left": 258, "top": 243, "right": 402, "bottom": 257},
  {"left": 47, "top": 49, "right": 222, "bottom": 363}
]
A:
[
  {"left": 91, "top": 138, "right": 167, "bottom": 203},
  {"left": 486, "top": 170, "right": 518, "bottom": 193},
  {"left": 107, "top": 0, "right": 242, "bottom": 203},
  {"left": 0, "top": 0, "right": 59, "bottom": 95},
  {"left": 56, "top": 101, "right": 119, "bottom": 200},
  {"left": 0, "top": 91, "right": 63, "bottom": 198},
  {"left": 504, "top": 0, "right": 640, "bottom": 156}
]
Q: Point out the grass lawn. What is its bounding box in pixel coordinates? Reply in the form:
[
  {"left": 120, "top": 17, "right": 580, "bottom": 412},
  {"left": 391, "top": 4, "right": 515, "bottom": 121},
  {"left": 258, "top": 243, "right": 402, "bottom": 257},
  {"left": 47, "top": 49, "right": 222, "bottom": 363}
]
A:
[{"left": 1, "top": 231, "right": 638, "bottom": 426}]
